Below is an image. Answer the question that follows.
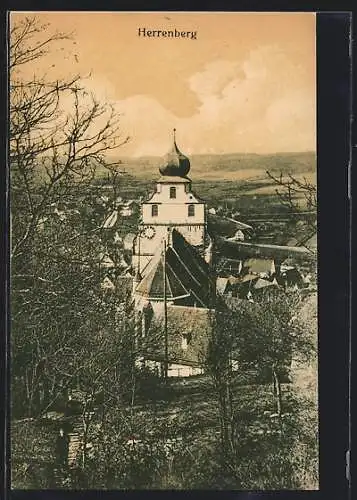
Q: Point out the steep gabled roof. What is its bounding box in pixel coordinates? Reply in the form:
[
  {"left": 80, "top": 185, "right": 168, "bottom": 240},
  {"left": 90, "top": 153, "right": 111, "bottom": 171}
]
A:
[
  {"left": 135, "top": 229, "right": 214, "bottom": 307},
  {"left": 135, "top": 243, "right": 185, "bottom": 300},
  {"left": 171, "top": 229, "right": 211, "bottom": 281},
  {"left": 240, "top": 273, "right": 260, "bottom": 283},
  {"left": 135, "top": 253, "right": 190, "bottom": 300},
  {"left": 253, "top": 278, "right": 279, "bottom": 290},
  {"left": 170, "top": 230, "right": 213, "bottom": 306}
]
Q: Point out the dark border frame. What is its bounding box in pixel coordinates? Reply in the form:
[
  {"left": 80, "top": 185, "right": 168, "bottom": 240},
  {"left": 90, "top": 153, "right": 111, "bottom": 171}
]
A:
[{"left": 1, "top": 5, "right": 352, "bottom": 500}]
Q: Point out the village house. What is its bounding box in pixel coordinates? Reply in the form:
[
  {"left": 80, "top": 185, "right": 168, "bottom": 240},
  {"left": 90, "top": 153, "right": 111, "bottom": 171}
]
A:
[
  {"left": 216, "top": 257, "right": 243, "bottom": 277},
  {"left": 242, "top": 258, "right": 276, "bottom": 278},
  {"left": 139, "top": 305, "right": 213, "bottom": 377},
  {"left": 120, "top": 200, "right": 138, "bottom": 217}
]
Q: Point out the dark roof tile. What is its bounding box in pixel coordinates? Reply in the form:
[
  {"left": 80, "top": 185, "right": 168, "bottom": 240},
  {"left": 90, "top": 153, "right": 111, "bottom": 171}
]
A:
[{"left": 135, "top": 229, "right": 214, "bottom": 307}]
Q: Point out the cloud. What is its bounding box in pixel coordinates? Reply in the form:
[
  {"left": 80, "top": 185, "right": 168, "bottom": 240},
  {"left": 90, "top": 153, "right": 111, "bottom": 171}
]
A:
[
  {"left": 188, "top": 60, "right": 244, "bottom": 102},
  {"left": 114, "top": 95, "right": 176, "bottom": 157},
  {"left": 105, "top": 45, "right": 315, "bottom": 156}
]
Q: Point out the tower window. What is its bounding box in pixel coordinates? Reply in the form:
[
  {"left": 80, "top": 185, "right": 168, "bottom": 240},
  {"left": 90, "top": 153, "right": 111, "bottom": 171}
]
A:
[
  {"left": 188, "top": 204, "right": 195, "bottom": 217},
  {"left": 169, "top": 186, "right": 176, "bottom": 199},
  {"left": 151, "top": 204, "right": 158, "bottom": 217}
]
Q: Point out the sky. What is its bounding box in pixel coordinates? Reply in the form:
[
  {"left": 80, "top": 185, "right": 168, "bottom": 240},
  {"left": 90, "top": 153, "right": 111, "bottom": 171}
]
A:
[{"left": 11, "top": 12, "right": 316, "bottom": 157}]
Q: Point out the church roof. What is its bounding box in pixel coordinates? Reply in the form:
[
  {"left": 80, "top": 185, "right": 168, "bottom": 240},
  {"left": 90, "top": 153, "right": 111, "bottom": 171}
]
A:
[
  {"left": 135, "top": 229, "right": 214, "bottom": 307},
  {"left": 159, "top": 129, "right": 191, "bottom": 178},
  {"left": 135, "top": 252, "right": 190, "bottom": 300}
]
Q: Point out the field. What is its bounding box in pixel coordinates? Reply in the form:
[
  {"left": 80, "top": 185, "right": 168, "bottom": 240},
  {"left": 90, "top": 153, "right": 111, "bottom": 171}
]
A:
[
  {"left": 97, "top": 151, "right": 316, "bottom": 246},
  {"left": 108, "top": 151, "right": 316, "bottom": 181},
  {"left": 37, "top": 151, "right": 316, "bottom": 216},
  {"left": 104, "top": 150, "right": 316, "bottom": 204}
]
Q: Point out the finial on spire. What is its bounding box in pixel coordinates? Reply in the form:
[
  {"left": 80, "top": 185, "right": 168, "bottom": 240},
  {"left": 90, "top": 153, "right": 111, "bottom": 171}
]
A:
[{"left": 173, "top": 128, "right": 176, "bottom": 142}]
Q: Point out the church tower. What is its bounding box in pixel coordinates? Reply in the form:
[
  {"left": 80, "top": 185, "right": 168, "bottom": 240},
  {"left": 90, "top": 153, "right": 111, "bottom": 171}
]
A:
[{"left": 132, "top": 130, "right": 207, "bottom": 273}]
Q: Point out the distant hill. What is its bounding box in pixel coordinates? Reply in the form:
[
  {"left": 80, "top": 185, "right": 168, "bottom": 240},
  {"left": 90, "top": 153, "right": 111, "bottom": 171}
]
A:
[{"left": 108, "top": 152, "right": 316, "bottom": 182}]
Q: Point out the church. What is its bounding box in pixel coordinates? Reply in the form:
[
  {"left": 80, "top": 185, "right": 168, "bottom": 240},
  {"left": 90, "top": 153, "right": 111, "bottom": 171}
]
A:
[
  {"left": 132, "top": 129, "right": 213, "bottom": 273},
  {"left": 130, "top": 130, "right": 216, "bottom": 377}
]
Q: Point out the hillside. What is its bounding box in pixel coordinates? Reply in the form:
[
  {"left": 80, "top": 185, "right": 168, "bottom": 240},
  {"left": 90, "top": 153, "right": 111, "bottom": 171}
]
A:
[{"left": 108, "top": 151, "right": 316, "bottom": 182}]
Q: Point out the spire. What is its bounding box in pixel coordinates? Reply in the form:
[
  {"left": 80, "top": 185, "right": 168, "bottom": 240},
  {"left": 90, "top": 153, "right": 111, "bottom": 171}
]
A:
[{"left": 159, "top": 129, "right": 191, "bottom": 177}]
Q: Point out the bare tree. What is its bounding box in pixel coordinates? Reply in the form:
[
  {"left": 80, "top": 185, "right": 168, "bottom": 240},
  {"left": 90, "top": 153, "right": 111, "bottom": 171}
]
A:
[
  {"left": 10, "top": 15, "right": 129, "bottom": 261},
  {"left": 10, "top": 15, "right": 132, "bottom": 421},
  {"left": 266, "top": 171, "right": 317, "bottom": 228},
  {"left": 205, "top": 302, "right": 237, "bottom": 477}
]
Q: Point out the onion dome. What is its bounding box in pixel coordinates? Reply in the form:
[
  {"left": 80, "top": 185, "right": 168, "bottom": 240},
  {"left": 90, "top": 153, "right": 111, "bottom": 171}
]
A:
[{"left": 159, "top": 129, "right": 190, "bottom": 177}]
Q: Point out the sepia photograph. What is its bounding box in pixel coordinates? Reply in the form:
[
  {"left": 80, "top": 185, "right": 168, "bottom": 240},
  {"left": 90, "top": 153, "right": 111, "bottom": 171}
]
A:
[{"left": 9, "top": 11, "right": 318, "bottom": 490}]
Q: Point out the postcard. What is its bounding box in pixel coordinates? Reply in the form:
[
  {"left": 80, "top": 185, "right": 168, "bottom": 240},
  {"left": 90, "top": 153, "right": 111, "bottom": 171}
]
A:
[{"left": 9, "top": 11, "right": 318, "bottom": 490}]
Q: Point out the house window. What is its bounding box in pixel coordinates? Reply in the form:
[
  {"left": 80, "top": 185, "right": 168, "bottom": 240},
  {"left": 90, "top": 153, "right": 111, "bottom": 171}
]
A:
[
  {"left": 151, "top": 204, "right": 158, "bottom": 217},
  {"left": 169, "top": 186, "right": 176, "bottom": 199},
  {"left": 185, "top": 184, "right": 190, "bottom": 193},
  {"left": 188, "top": 204, "right": 195, "bottom": 217}
]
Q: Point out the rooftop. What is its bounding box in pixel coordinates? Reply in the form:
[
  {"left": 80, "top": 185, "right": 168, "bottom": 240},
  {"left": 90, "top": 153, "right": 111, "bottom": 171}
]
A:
[
  {"left": 135, "top": 229, "right": 214, "bottom": 308},
  {"left": 243, "top": 258, "right": 275, "bottom": 274}
]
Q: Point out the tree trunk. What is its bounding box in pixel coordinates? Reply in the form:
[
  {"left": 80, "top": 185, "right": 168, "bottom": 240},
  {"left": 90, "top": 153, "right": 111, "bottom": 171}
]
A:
[
  {"left": 219, "top": 390, "right": 228, "bottom": 450},
  {"left": 272, "top": 367, "right": 282, "bottom": 417},
  {"left": 227, "top": 381, "right": 235, "bottom": 453},
  {"left": 81, "top": 393, "right": 94, "bottom": 472},
  {"left": 217, "top": 378, "right": 235, "bottom": 460},
  {"left": 272, "top": 367, "right": 277, "bottom": 397}
]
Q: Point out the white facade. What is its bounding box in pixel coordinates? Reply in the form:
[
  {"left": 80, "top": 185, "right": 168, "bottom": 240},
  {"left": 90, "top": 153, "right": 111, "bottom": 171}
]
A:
[{"left": 133, "top": 175, "right": 206, "bottom": 272}]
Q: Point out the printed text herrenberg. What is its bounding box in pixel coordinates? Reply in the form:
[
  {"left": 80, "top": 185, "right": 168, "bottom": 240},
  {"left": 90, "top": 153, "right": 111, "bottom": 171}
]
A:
[{"left": 138, "top": 28, "right": 198, "bottom": 40}]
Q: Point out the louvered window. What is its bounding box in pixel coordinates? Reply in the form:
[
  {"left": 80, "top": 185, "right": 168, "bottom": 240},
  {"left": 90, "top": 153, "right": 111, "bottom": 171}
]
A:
[{"left": 188, "top": 204, "right": 195, "bottom": 217}]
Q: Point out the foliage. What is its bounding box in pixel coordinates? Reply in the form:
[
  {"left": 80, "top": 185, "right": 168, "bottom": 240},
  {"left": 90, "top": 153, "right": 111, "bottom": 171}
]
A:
[
  {"left": 11, "top": 419, "right": 57, "bottom": 488},
  {"left": 203, "top": 290, "right": 317, "bottom": 488}
]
